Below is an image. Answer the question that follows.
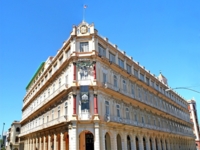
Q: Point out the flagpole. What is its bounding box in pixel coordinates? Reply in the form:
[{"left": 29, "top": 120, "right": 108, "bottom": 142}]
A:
[{"left": 83, "top": 5, "right": 87, "bottom": 22}]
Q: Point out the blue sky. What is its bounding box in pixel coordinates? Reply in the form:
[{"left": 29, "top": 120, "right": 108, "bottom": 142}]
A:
[{"left": 0, "top": 0, "right": 200, "bottom": 132}]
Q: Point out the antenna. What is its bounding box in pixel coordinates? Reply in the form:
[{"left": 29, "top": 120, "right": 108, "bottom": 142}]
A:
[{"left": 83, "top": 5, "right": 87, "bottom": 22}]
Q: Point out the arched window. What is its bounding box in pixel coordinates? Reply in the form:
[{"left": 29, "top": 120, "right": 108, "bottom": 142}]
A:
[
  {"left": 123, "top": 80, "right": 127, "bottom": 92},
  {"left": 117, "top": 134, "right": 122, "bottom": 150},
  {"left": 127, "top": 135, "right": 131, "bottom": 150},
  {"left": 105, "top": 133, "right": 111, "bottom": 150},
  {"left": 16, "top": 127, "right": 20, "bottom": 132}
]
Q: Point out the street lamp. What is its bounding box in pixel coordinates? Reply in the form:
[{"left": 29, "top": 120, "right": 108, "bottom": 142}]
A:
[{"left": 165, "top": 87, "right": 200, "bottom": 94}]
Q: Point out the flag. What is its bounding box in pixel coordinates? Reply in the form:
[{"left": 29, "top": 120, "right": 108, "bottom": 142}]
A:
[{"left": 84, "top": 5, "right": 87, "bottom": 9}]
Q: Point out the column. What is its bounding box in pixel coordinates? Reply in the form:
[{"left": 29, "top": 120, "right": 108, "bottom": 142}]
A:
[
  {"left": 73, "top": 62, "right": 76, "bottom": 81},
  {"left": 60, "top": 132, "right": 64, "bottom": 150},
  {"left": 94, "top": 94, "right": 98, "bottom": 114},
  {"left": 69, "top": 122, "right": 77, "bottom": 150},
  {"left": 32, "top": 138, "right": 35, "bottom": 150},
  {"left": 39, "top": 137, "right": 42, "bottom": 150},
  {"left": 152, "top": 138, "right": 156, "bottom": 150},
  {"left": 93, "top": 61, "right": 97, "bottom": 80},
  {"left": 146, "top": 137, "right": 150, "bottom": 150},
  {"left": 48, "top": 135, "right": 51, "bottom": 150},
  {"left": 36, "top": 137, "right": 38, "bottom": 150},
  {"left": 73, "top": 94, "right": 77, "bottom": 115},
  {"left": 139, "top": 136, "right": 144, "bottom": 150},
  {"left": 43, "top": 136, "right": 46, "bottom": 150},
  {"left": 163, "top": 140, "right": 166, "bottom": 150},
  {"left": 54, "top": 134, "right": 57, "bottom": 150},
  {"left": 131, "top": 134, "right": 136, "bottom": 150},
  {"left": 94, "top": 123, "right": 100, "bottom": 150},
  {"left": 157, "top": 139, "right": 161, "bottom": 150},
  {"left": 111, "top": 132, "right": 117, "bottom": 150},
  {"left": 122, "top": 134, "right": 127, "bottom": 150},
  {"left": 100, "top": 129, "right": 106, "bottom": 150}
]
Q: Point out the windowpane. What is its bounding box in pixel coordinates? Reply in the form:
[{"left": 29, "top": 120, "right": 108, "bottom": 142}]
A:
[
  {"left": 105, "top": 101, "right": 110, "bottom": 115},
  {"left": 98, "top": 44, "right": 106, "bottom": 57},
  {"left": 109, "top": 52, "right": 115, "bottom": 63},
  {"left": 140, "top": 73, "right": 144, "bottom": 81},
  {"left": 103, "top": 73, "right": 107, "bottom": 83},
  {"left": 114, "top": 75, "right": 117, "bottom": 87},
  {"left": 118, "top": 58, "right": 124, "bottom": 69},
  {"left": 116, "top": 105, "right": 120, "bottom": 117},
  {"left": 127, "top": 64, "right": 131, "bottom": 74},
  {"left": 80, "top": 42, "right": 89, "bottom": 52},
  {"left": 65, "top": 102, "right": 68, "bottom": 115},
  {"left": 134, "top": 69, "right": 138, "bottom": 78}
]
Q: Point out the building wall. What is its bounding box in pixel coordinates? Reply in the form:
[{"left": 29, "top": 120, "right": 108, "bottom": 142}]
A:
[{"left": 19, "top": 22, "right": 196, "bottom": 150}]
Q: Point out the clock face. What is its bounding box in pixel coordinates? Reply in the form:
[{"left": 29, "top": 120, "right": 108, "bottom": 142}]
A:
[{"left": 80, "top": 25, "right": 88, "bottom": 34}]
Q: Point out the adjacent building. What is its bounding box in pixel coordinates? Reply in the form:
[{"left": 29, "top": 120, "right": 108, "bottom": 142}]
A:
[
  {"left": 19, "top": 21, "right": 196, "bottom": 150},
  {"left": 188, "top": 99, "right": 200, "bottom": 150},
  {"left": 6, "top": 121, "right": 21, "bottom": 150}
]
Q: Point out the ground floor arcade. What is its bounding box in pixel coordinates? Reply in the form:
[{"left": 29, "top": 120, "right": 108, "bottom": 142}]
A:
[{"left": 20, "top": 122, "right": 196, "bottom": 150}]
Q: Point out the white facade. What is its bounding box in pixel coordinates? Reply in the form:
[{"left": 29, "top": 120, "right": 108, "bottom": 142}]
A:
[{"left": 19, "top": 22, "right": 196, "bottom": 150}]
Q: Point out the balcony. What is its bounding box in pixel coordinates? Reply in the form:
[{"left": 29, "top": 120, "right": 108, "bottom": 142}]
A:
[
  {"left": 104, "top": 115, "right": 194, "bottom": 138},
  {"left": 102, "top": 82, "right": 190, "bottom": 123},
  {"left": 78, "top": 111, "right": 92, "bottom": 120},
  {"left": 20, "top": 115, "right": 67, "bottom": 137},
  {"left": 22, "top": 83, "right": 68, "bottom": 121}
]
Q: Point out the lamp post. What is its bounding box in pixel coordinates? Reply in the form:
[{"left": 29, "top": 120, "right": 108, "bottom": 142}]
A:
[
  {"left": 1, "top": 123, "right": 5, "bottom": 149},
  {"left": 165, "top": 87, "right": 200, "bottom": 94}
]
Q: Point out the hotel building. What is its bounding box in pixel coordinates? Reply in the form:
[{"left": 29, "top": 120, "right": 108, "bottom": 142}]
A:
[{"left": 19, "top": 22, "right": 196, "bottom": 150}]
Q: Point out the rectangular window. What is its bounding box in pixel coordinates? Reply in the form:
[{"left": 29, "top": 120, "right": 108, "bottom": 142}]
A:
[
  {"left": 52, "top": 110, "right": 54, "bottom": 120},
  {"left": 126, "top": 108, "right": 130, "bottom": 119},
  {"left": 109, "top": 52, "right": 115, "bottom": 63},
  {"left": 59, "top": 78, "right": 61, "bottom": 87},
  {"left": 135, "top": 114, "right": 137, "bottom": 122},
  {"left": 116, "top": 105, "right": 120, "bottom": 117},
  {"left": 105, "top": 101, "right": 110, "bottom": 115},
  {"left": 80, "top": 42, "right": 89, "bottom": 52},
  {"left": 151, "top": 81, "right": 154, "bottom": 88},
  {"left": 59, "top": 56, "right": 63, "bottom": 64},
  {"left": 118, "top": 58, "right": 124, "bottom": 69},
  {"left": 127, "top": 64, "right": 131, "bottom": 74},
  {"left": 65, "top": 102, "right": 68, "bottom": 115},
  {"left": 146, "top": 77, "right": 149, "bottom": 85},
  {"left": 134, "top": 69, "right": 138, "bottom": 78},
  {"left": 131, "top": 84, "right": 135, "bottom": 97},
  {"left": 103, "top": 73, "right": 107, "bottom": 84},
  {"left": 140, "top": 73, "right": 144, "bottom": 81},
  {"left": 98, "top": 44, "right": 106, "bottom": 57},
  {"left": 65, "top": 75, "right": 68, "bottom": 85},
  {"left": 47, "top": 116, "right": 49, "bottom": 122},
  {"left": 58, "top": 106, "right": 60, "bottom": 118}
]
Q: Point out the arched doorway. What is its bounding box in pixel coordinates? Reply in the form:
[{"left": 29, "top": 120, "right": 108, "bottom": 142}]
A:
[
  {"left": 165, "top": 140, "right": 168, "bottom": 150},
  {"left": 149, "top": 138, "right": 153, "bottom": 150},
  {"left": 105, "top": 132, "right": 111, "bottom": 150},
  {"left": 155, "top": 138, "right": 158, "bottom": 150},
  {"left": 161, "top": 140, "right": 163, "bottom": 150},
  {"left": 64, "top": 132, "right": 69, "bottom": 150},
  {"left": 127, "top": 135, "right": 131, "bottom": 150},
  {"left": 117, "top": 134, "right": 122, "bottom": 150},
  {"left": 79, "top": 131, "right": 94, "bottom": 150},
  {"left": 143, "top": 137, "right": 146, "bottom": 150},
  {"left": 136, "top": 137, "right": 139, "bottom": 150}
]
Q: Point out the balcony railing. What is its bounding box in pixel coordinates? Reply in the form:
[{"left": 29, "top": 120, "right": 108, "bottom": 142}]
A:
[
  {"left": 104, "top": 115, "right": 194, "bottom": 138},
  {"left": 20, "top": 115, "right": 67, "bottom": 137},
  {"left": 102, "top": 82, "right": 190, "bottom": 123},
  {"left": 22, "top": 83, "right": 68, "bottom": 121},
  {"left": 78, "top": 112, "right": 92, "bottom": 120}
]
